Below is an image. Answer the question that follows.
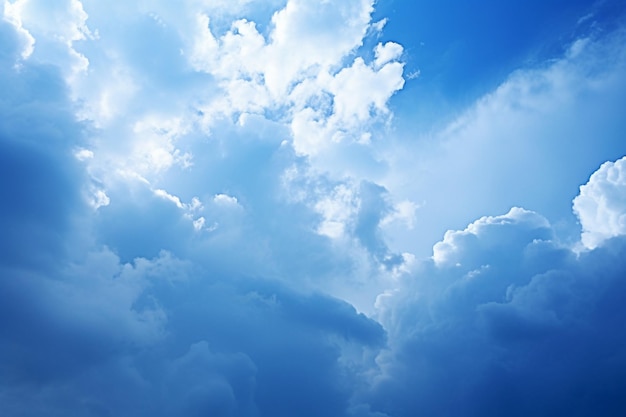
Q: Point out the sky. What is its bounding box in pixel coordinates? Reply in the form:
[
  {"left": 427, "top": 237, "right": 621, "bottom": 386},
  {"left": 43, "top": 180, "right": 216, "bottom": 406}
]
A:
[{"left": 1, "top": 0, "right": 626, "bottom": 416}]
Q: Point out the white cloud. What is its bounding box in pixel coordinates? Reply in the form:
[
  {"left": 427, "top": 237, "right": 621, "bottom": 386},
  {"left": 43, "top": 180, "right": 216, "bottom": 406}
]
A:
[
  {"left": 74, "top": 148, "right": 94, "bottom": 161},
  {"left": 329, "top": 56, "right": 404, "bottom": 127},
  {"left": 288, "top": 55, "right": 404, "bottom": 157},
  {"left": 2, "top": 0, "right": 406, "bottom": 284},
  {"left": 315, "top": 183, "right": 359, "bottom": 239},
  {"left": 432, "top": 207, "right": 551, "bottom": 266},
  {"left": 213, "top": 193, "right": 240, "bottom": 207},
  {"left": 78, "top": 61, "right": 138, "bottom": 125},
  {"left": 189, "top": 0, "right": 378, "bottom": 109},
  {"left": 187, "top": 0, "right": 404, "bottom": 159},
  {"left": 382, "top": 29, "right": 626, "bottom": 258},
  {"left": 380, "top": 200, "right": 418, "bottom": 229},
  {"left": 2, "top": 0, "right": 35, "bottom": 58},
  {"left": 374, "top": 41, "right": 403, "bottom": 68},
  {"left": 7, "top": 0, "right": 406, "bottom": 260},
  {"left": 4, "top": 0, "right": 93, "bottom": 77},
  {"left": 265, "top": 0, "right": 373, "bottom": 94},
  {"left": 152, "top": 188, "right": 209, "bottom": 232},
  {"left": 154, "top": 188, "right": 185, "bottom": 208},
  {"left": 131, "top": 116, "right": 192, "bottom": 174},
  {"left": 192, "top": 216, "right": 206, "bottom": 231},
  {"left": 574, "top": 155, "right": 626, "bottom": 249},
  {"left": 89, "top": 187, "right": 110, "bottom": 209}
]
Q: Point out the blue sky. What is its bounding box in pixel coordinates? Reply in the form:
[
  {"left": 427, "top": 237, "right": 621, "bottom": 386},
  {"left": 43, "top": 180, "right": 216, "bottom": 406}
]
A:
[{"left": 1, "top": 1, "right": 626, "bottom": 416}]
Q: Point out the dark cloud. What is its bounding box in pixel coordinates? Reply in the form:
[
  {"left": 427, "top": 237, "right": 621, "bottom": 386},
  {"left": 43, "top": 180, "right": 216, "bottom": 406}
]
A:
[
  {"left": 153, "top": 275, "right": 386, "bottom": 417},
  {"left": 370, "top": 208, "right": 626, "bottom": 417},
  {"left": 0, "top": 19, "right": 88, "bottom": 269},
  {"left": 0, "top": 249, "right": 387, "bottom": 416},
  {"left": 354, "top": 181, "right": 404, "bottom": 268}
]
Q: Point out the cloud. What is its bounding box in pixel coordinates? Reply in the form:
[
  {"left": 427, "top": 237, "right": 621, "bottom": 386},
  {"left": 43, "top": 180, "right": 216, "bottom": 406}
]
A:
[
  {"left": 432, "top": 207, "right": 552, "bottom": 267},
  {"left": 383, "top": 26, "right": 626, "bottom": 257},
  {"left": 290, "top": 52, "right": 404, "bottom": 156},
  {"left": 2, "top": 0, "right": 35, "bottom": 58},
  {"left": 574, "top": 156, "right": 626, "bottom": 249},
  {"left": 0, "top": 248, "right": 387, "bottom": 416},
  {"left": 374, "top": 41, "right": 403, "bottom": 68},
  {"left": 164, "top": 341, "right": 258, "bottom": 416},
  {"left": 0, "top": 17, "right": 89, "bottom": 270},
  {"left": 368, "top": 159, "right": 626, "bottom": 417},
  {"left": 186, "top": 0, "right": 404, "bottom": 159},
  {"left": 6, "top": 0, "right": 405, "bottom": 279},
  {"left": 3, "top": 0, "right": 93, "bottom": 78},
  {"left": 3, "top": 1, "right": 626, "bottom": 416},
  {"left": 0, "top": 14, "right": 391, "bottom": 416}
]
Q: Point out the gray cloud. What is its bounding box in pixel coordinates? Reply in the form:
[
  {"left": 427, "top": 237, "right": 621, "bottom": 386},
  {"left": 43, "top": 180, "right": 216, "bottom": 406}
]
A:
[{"left": 370, "top": 205, "right": 626, "bottom": 417}]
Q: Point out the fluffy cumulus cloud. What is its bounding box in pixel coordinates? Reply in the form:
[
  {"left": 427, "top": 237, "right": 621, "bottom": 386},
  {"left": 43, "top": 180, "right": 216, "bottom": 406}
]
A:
[
  {"left": 0, "top": 3, "right": 392, "bottom": 415},
  {"left": 3, "top": 0, "right": 407, "bottom": 280},
  {"left": 2, "top": 0, "right": 626, "bottom": 416},
  {"left": 574, "top": 156, "right": 626, "bottom": 249},
  {"left": 367, "top": 161, "right": 626, "bottom": 416}
]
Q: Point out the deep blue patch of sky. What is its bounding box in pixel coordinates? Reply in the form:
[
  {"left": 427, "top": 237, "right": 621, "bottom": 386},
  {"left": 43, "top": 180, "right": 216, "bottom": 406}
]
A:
[{"left": 375, "top": 0, "right": 626, "bottom": 130}]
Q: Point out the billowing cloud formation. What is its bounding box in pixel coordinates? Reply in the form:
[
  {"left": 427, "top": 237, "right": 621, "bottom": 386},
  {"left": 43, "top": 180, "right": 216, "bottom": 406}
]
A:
[
  {"left": 2, "top": 0, "right": 626, "bottom": 416},
  {"left": 369, "top": 165, "right": 626, "bottom": 416},
  {"left": 1, "top": 247, "right": 386, "bottom": 416},
  {"left": 3, "top": 0, "right": 408, "bottom": 289},
  {"left": 574, "top": 156, "right": 626, "bottom": 249},
  {"left": 0, "top": 8, "right": 388, "bottom": 416}
]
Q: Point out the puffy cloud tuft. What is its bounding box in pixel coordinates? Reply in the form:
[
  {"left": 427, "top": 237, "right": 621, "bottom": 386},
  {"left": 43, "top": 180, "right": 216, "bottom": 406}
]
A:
[
  {"left": 574, "top": 155, "right": 626, "bottom": 249},
  {"left": 432, "top": 207, "right": 552, "bottom": 266}
]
